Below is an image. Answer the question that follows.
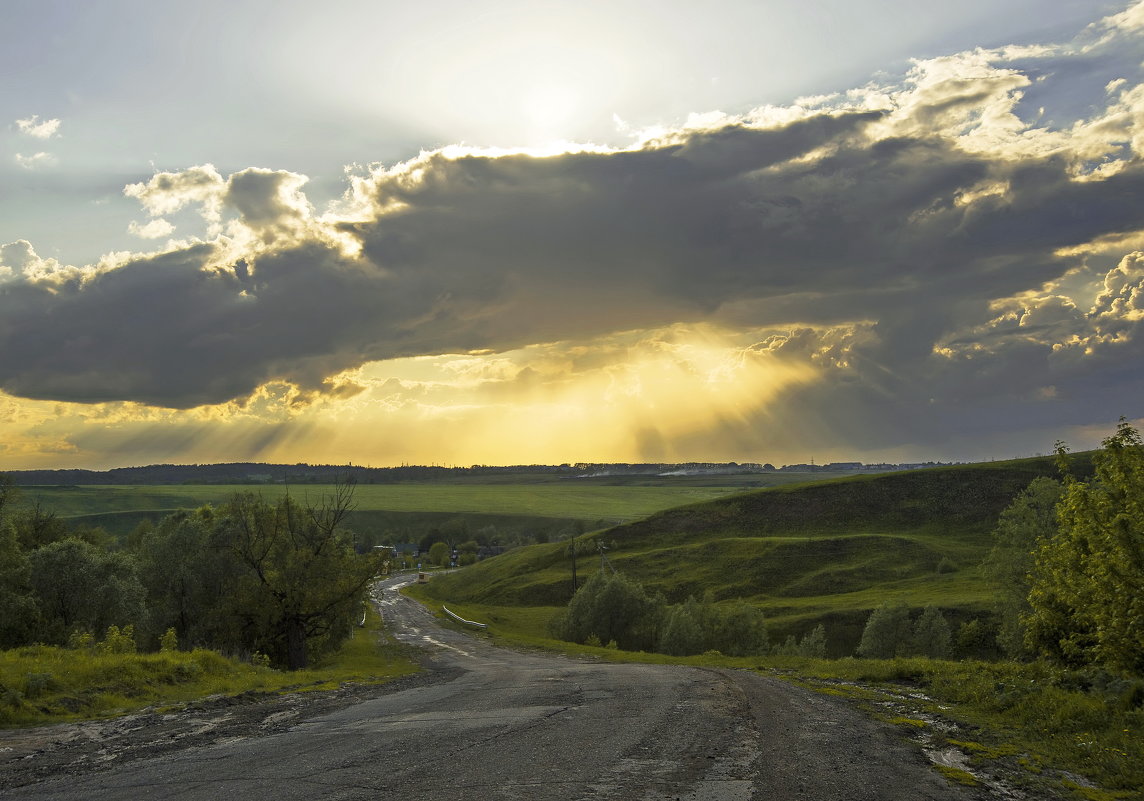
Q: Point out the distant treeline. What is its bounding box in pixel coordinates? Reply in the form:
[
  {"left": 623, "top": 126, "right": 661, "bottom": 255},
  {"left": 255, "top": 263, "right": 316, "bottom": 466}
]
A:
[
  {"left": 7, "top": 460, "right": 947, "bottom": 486},
  {"left": 8, "top": 463, "right": 579, "bottom": 485}
]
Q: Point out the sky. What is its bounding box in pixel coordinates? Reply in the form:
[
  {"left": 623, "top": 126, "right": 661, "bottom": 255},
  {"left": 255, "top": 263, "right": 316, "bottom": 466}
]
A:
[{"left": 2, "top": 0, "right": 1144, "bottom": 470}]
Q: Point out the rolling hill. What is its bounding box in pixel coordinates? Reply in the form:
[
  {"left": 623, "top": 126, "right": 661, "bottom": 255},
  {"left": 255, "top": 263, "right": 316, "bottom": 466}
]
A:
[{"left": 419, "top": 453, "right": 1094, "bottom": 656}]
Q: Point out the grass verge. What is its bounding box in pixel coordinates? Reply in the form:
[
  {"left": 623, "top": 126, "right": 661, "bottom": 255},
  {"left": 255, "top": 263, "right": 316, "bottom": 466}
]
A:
[{"left": 0, "top": 606, "right": 418, "bottom": 728}]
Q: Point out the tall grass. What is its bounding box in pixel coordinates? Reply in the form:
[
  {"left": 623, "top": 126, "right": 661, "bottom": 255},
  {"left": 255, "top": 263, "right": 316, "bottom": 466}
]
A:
[{"left": 0, "top": 607, "right": 417, "bottom": 727}]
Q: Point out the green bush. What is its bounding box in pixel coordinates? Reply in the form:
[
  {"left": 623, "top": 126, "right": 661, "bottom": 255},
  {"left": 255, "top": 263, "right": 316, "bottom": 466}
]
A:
[
  {"left": 97, "top": 624, "right": 137, "bottom": 655},
  {"left": 23, "top": 672, "right": 54, "bottom": 699},
  {"left": 159, "top": 627, "right": 179, "bottom": 653}
]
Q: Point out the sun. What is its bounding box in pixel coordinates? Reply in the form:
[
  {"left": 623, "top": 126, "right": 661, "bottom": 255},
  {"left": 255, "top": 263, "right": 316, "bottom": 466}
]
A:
[{"left": 522, "top": 86, "right": 579, "bottom": 139}]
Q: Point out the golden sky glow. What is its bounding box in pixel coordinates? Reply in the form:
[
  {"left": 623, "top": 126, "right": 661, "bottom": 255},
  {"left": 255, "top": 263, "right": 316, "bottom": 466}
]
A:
[{"left": 0, "top": 325, "right": 823, "bottom": 469}]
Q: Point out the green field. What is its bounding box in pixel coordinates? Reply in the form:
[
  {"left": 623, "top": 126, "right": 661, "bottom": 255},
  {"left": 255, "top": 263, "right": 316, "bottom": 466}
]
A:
[{"left": 17, "top": 475, "right": 858, "bottom": 542}]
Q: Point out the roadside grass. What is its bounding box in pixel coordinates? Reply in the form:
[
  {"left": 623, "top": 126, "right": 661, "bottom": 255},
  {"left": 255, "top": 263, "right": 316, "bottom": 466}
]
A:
[
  {"left": 0, "top": 607, "right": 417, "bottom": 728},
  {"left": 403, "top": 589, "right": 1143, "bottom": 799}
]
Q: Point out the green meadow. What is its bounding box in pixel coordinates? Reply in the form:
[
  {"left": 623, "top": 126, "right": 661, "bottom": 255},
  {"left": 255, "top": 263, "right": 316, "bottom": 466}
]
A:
[{"left": 18, "top": 474, "right": 852, "bottom": 542}]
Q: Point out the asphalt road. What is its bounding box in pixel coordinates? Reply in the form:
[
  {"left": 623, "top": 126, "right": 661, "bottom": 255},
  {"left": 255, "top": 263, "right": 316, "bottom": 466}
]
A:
[{"left": 5, "top": 577, "right": 987, "bottom": 800}]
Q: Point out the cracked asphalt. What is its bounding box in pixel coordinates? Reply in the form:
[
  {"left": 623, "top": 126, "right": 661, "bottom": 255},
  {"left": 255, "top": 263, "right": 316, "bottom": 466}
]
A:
[{"left": 3, "top": 577, "right": 993, "bottom": 800}]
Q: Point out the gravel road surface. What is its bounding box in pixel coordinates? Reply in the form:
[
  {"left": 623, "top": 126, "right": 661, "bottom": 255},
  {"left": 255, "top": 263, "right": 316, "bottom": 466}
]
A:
[{"left": 2, "top": 576, "right": 993, "bottom": 800}]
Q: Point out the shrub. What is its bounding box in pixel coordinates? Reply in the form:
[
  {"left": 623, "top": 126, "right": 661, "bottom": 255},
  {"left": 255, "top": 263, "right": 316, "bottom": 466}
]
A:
[
  {"left": 23, "top": 673, "right": 54, "bottom": 699},
  {"left": 97, "top": 625, "right": 137, "bottom": 655},
  {"left": 549, "top": 571, "right": 664, "bottom": 651},
  {"left": 159, "top": 627, "right": 179, "bottom": 653},
  {"left": 660, "top": 600, "right": 704, "bottom": 656}
]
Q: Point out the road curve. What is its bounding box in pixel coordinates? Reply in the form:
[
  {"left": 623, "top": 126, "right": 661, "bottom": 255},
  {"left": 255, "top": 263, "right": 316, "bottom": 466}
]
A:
[{"left": 5, "top": 577, "right": 987, "bottom": 800}]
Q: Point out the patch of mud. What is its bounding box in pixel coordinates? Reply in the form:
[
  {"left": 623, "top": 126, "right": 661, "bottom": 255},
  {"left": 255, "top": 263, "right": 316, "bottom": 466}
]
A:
[{"left": 0, "top": 667, "right": 456, "bottom": 792}]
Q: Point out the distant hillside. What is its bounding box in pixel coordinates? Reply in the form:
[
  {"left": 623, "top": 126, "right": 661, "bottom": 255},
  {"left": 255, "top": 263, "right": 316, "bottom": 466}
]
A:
[
  {"left": 6, "top": 459, "right": 956, "bottom": 486},
  {"left": 422, "top": 452, "right": 1094, "bottom": 655},
  {"left": 5, "top": 462, "right": 577, "bottom": 485}
]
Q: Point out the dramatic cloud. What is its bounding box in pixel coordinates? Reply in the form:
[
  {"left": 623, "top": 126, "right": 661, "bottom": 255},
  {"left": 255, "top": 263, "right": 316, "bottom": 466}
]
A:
[{"left": 4, "top": 4, "right": 1144, "bottom": 463}]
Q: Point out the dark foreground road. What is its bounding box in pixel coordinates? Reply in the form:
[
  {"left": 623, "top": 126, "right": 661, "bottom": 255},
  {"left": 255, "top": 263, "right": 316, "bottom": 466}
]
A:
[{"left": 4, "top": 577, "right": 988, "bottom": 800}]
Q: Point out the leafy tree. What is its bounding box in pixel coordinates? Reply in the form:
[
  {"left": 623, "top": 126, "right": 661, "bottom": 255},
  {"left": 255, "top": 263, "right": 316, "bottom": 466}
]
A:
[
  {"left": 550, "top": 570, "right": 664, "bottom": 651},
  {"left": 11, "top": 502, "right": 72, "bottom": 551},
  {"left": 428, "top": 541, "right": 451, "bottom": 567},
  {"left": 984, "top": 476, "right": 1061, "bottom": 657},
  {"left": 135, "top": 505, "right": 243, "bottom": 650},
  {"left": 954, "top": 618, "right": 998, "bottom": 660},
  {"left": 701, "top": 597, "right": 769, "bottom": 656},
  {"left": 797, "top": 624, "right": 827, "bottom": 658},
  {"left": 27, "top": 539, "right": 144, "bottom": 644},
  {"left": 216, "top": 481, "right": 382, "bottom": 669},
  {"left": 909, "top": 605, "right": 951, "bottom": 659},
  {"left": 1026, "top": 421, "right": 1144, "bottom": 673},
  {"left": 0, "top": 523, "right": 38, "bottom": 648},
  {"left": 856, "top": 602, "right": 912, "bottom": 658},
  {"left": 659, "top": 598, "right": 704, "bottom": 656}
]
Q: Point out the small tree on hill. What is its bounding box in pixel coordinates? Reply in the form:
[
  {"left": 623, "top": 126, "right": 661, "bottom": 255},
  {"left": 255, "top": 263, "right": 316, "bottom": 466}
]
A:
[
  {"left": 909, "top": 605, "right": 951, "bottom": 658},
  {"left": 549, "top": 570, "right": 664, "bottom": 651},
  {"left": 856, "top": 602, "right": 911, "bottom": 658}
]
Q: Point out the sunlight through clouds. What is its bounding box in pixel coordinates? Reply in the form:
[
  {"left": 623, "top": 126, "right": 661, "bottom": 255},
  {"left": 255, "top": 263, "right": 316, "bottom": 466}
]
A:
[{"left": 4, "top": 2, "right": 1144, "bottom": 467}]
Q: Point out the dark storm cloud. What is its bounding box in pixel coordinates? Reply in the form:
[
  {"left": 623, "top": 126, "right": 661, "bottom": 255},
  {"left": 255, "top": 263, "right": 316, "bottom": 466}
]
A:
[{"left": 4, "top": 22, "right": 1144, "bottom": 431}]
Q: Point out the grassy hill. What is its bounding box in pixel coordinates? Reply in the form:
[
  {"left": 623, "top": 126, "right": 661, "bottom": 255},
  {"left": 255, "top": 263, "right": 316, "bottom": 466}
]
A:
[{"left": 420, "top": 453, "right": 1094, "bottom": 655}]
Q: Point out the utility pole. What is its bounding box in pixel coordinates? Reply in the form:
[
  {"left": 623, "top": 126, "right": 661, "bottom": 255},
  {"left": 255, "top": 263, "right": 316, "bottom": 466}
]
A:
[
  {"left": 570, "top": 539, "right": 578, "bottom": 597},
  {"left": 570, "top": 520, "right": 584, "bottom": 598}
]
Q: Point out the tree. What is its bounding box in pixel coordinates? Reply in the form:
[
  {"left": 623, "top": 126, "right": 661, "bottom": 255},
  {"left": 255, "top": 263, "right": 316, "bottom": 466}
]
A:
[
  {"left": 856, "top": 602, "right": 912, "bottom": 658},
  {"left": 549, "top": 570, "right": 664, "bottom": 651},
  {"left": 992, "top": 478, "right": 1061, "bottom": 649},
  {"left": 217, "top": 480, "right": 383, "bottom": 669},
  {"left": 909, "top": 605, "right": 951, "bottom": 659},
  {"left": 984, "top": 477, "right": 1061, "bottom": 657},
  {"left": 659, "top": 597, "right": 704, "bottom": 656},
  {"left": 11, "top": 502, "right": 72, "bottom": 551},
  {"left": 1026, "top": 421, "right": 1144, "bottom": 672},
  {"left": 701, "top": 596, "right": 769, "bottom": 656},
  {"left": 428, "top": 541, "right": 451, "bottom": 567},
  {"left": 27, "top": 539, "right": 144, "bottom": 644},
  {"left": 797, "top": 624, "right": 827, "bottom": 658},
  {"left": 135, "top": 505, "right": 243, "bottom": 650},
  {"left": 0, "top": 523, "right": 38, "bottom": 648}
]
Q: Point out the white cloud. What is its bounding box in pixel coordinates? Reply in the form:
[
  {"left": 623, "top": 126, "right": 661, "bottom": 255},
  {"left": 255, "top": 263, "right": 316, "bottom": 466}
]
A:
[
  {"left": 127, "top": 218, "right": 176, "bottom": 239},
  {"left": 123, "top": 164, "right": 225, "bottom": 222},
  {"left": 15, "top": 152, "right": 57, "bottom": 169},
  {"left": 15, "top": 115, "right": 61, "bottom": 139}
]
